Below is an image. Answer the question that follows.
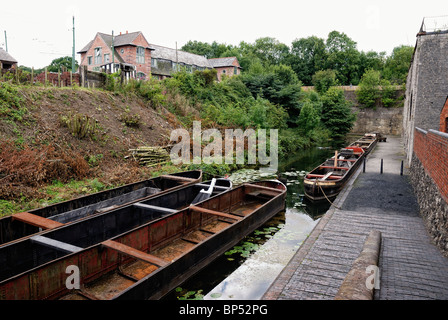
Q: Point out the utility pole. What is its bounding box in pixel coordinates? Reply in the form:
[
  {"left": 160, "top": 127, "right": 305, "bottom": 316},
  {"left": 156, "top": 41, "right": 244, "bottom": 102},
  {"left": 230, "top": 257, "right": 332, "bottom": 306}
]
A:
[
  {"left": 4, "top": 31, "right": 8, "bottom": 52},
  {"left": 72, "top": 16, "right": 75, "bottom": 72},
  {"left": 111, "top": 30, "right": 115, "bottom": 72}
]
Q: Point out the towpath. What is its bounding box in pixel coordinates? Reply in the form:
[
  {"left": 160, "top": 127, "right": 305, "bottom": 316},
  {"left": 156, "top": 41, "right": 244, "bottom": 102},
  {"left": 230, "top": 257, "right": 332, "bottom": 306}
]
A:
[{"left": 263, "top": 136, "right": 448, "bottom": 300}]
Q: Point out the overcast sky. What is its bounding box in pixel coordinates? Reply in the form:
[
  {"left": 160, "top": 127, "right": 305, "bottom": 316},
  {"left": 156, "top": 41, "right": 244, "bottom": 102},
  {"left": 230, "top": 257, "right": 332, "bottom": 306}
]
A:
[{"left": 1, "top": 0, "right": 447, "bottom": 69}]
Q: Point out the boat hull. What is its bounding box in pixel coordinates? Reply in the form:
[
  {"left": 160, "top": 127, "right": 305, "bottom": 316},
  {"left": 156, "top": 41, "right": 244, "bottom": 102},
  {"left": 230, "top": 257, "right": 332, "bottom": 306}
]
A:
[
  {"left": 304, "top": 146, "right": 366, "bottom": 202},
  {"left": 0, "top": 170, "right": 202, "bottom": 247},
  {"left": 0, "top": 181, "right": 285, "bottom": 300},
  {"left": 0, "top": 178, "right": 231, "bottom": 283}
]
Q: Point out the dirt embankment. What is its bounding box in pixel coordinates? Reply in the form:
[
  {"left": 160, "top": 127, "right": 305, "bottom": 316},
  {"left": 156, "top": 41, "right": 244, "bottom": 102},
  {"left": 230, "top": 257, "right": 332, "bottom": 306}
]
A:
[{"left": 0, "top": 85, "right": 185, "bottom": 204}]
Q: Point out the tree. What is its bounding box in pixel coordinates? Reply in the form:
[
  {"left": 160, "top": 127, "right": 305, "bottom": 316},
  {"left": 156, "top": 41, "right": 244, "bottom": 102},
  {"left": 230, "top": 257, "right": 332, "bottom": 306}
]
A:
[
  {"left": 320, "top": 87, "right": 356, "bottom": 137},
  {"left": 241, "top": 64, "right": 302, "bottom": 126},
  {"left": 356, "top": 69, "right": 382, "bottom": 108},
  {"left": 181, "top": 40, "right": 232, "bottom": 58},
  {"left": 47, "top": 56, "right": 78, "bottom": 72},
  {"left": 288, "top": 36, "right": 327, "bottom": 86},
  {"left": 382, "top": 45, "right": 414, "bottom": 84},
  {"left": 325, "top": 31, "right": 361, "bottom": 85},
  {"left": 312, "top": 69, "right": 337, "bottom": 94},
  {"left": 250, "top": 37, "right": 290, "bottom": 66},
  {"left": 297, "top": 100, "right": 321, "bottom": 134}
]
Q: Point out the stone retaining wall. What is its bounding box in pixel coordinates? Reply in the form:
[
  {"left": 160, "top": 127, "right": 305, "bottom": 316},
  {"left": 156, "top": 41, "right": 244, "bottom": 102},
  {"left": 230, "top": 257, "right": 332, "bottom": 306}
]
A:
[{"left": 410, "top": 153, "right": 448, "bottom": 257}]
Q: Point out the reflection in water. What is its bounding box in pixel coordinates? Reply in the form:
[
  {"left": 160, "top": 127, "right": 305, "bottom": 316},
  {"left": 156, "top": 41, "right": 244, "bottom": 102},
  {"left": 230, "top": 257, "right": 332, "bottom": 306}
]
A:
[{"left": 164, "top": 146, "right": 337, "bottom": 300}]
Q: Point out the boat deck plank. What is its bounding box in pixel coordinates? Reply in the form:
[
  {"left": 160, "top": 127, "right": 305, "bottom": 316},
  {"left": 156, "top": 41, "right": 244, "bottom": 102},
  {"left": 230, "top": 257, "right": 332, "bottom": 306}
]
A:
[
  {"left": 102, "top": 240, "right": 168, "bottom": 267},
  {"left": 12, "top": 212, "right": 64, "bottom": 230}
]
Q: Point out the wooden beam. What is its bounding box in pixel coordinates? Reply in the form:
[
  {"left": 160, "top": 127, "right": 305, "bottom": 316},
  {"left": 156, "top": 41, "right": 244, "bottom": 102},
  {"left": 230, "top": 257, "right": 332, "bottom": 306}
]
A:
[
  {"left": 189, "top": 205, "right": 242, "bottom": 221},
  {"left": 12, "top": 212, "right": 64, "bottom": 230},
  {"left": 101, "top": 240, "right": 168, "bottom": 267},
  {"left": 160, "top": 175, "right": 197, "bottom": 183},
  {"left": 243, "top": 184, "right": 282, "bottom": 193}
]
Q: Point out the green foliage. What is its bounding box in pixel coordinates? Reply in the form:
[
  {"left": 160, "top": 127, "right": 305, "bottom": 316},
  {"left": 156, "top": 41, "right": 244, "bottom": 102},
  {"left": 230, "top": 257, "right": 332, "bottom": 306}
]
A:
[
  {"left": 60, "top": 112, "right": 99, "bottom": 139},
  {"left": 47, "top": 56, "right": 79, "bottom": 72},
  {"left": 0, "top": 82, "right": 28, "bottom": 122},
  {"left": 320, "top": 87, "right": 356, "bottom": 138},
  {"left": 312, "top": 69, "right": 337, "bottom": 94},
  {"left": 240, "top": 63, "right": 302, "bottom": 125},
  {"left": 356, "top": 69, "right": 382, "bottom": 108},
  {"left": 356, "top": 69, "right": 399, "bottom": 108},
  {"left": 288, "top": 36, "right": 327, "bottom": 86},
  {"left": 297, "top": 101, "right": 321, "bottom": 134},
  {"left": 382, "top": 45, "right": 414, "bottom": 84}
]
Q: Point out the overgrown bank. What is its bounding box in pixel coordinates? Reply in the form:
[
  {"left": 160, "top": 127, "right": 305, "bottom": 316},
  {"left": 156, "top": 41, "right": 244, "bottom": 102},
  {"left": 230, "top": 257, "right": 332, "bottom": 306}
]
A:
[{"left": 0, "top": 66, "right": 359, "bottom": 215}]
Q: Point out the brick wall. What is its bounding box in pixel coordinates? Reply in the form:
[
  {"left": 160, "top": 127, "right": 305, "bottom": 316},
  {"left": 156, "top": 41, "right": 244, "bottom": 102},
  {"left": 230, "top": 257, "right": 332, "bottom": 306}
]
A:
[
  {"left": 413, "top": 127, "right": 448, "bottom": 202},
  {"left": 411, "top": 127, "right": 448, "bottom": 255}
]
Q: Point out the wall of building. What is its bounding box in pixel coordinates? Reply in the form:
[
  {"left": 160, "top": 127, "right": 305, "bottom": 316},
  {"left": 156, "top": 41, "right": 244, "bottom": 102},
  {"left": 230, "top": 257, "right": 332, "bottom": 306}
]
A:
[
  {"left": 403, "top": 32, "right": 448, "bottom": 166},
  {"left": 410, "top": 127, "right": 448, "bottom": 256}
]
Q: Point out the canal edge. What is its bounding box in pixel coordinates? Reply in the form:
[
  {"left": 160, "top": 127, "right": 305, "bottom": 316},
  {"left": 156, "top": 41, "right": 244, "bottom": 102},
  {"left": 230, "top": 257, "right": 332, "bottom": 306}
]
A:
[{"left": 262, "top": 150, "right": 368, "bottom": 300}]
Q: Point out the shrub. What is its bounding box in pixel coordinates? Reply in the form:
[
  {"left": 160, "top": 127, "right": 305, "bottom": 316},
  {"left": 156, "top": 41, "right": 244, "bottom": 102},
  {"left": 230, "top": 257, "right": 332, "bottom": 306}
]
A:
[{"left": 60, "top": 112, "right": 99, "bottom": 139}]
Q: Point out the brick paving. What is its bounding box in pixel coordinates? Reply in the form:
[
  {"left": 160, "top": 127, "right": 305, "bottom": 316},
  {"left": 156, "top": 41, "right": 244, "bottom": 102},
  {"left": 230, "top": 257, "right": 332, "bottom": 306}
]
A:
[{"left": 263, "top": 136, "right": 448, "bottom": 300}]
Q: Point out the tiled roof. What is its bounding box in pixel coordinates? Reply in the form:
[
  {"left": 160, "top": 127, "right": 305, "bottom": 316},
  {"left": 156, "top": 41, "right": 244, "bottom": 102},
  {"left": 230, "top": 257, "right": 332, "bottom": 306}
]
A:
[
  {"left": 0, "top": 47, "right": 17, "bottom": 63},
  {"left": 150, "top": 44, "right": 212, "bottom": 68},
  {"left": 208, "top": 57, "right": 239, "bottom": 68},
  {"left": 78, "top": 31, "right": 151, "bottom": 53}
]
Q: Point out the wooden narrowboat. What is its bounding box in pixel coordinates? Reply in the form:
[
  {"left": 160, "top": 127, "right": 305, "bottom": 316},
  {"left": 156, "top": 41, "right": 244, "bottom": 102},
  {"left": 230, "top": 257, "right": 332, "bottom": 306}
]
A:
[
  {"left": 0, "top": 180, "right": 286, "bottom": 300},
  {"left": 0, "top": 178, "right": 232, "bottom": 283},
  {"left": 303, "top": 146, "right": 365, "bottom": 201},
  {"left": 348, "top": 134, "right": 378, "bottom": 155},
  {"left": 0, "top": 170, "right": 202, "bottom": 247}
]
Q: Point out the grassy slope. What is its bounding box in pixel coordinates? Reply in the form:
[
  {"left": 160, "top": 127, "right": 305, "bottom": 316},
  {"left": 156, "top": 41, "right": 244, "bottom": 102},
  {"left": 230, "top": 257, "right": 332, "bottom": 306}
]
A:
[{"left": 0, "top": 85, "right": 186, "bottom": 215}]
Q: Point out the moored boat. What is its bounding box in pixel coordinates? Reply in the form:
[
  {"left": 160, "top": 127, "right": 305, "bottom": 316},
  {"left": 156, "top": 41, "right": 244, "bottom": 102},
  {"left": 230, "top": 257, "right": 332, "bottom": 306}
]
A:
[
  {"left": 0, "top": 178, "right": 232, "bottom": 283},
  {"left": 0, "top": 170, "right": 202, "bottom": 247},
  {"left": 304, "top": 146, "right": 365, "bottom": 201},
  {"left": 0, "top": 180, "right": 286, "bottom": 300},
  {"left": 348, "top": 133, "right": 378, "bottom": 155}
]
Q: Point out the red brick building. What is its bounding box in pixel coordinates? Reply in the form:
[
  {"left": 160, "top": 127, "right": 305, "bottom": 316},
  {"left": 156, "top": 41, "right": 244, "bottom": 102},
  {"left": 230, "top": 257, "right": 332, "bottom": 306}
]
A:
[
  {"left": 440, "top": 97, "right": 448, "bottom": 133},
  {"left": 207, "top": 57, "right": 241, "bottom": 82},
  {"left": 78, "top": 31, "right": 153, "bottom": 80}
]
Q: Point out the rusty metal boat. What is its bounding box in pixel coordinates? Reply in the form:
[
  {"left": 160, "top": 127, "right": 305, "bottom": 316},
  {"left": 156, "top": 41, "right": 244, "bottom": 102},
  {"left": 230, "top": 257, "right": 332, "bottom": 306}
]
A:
[
  {"left": 0, "top": 178, "right": 232, "bottom": 284},
  {"left": 304, "top": 146, "right": 365, "bottom": 201},
  {"left": 0, "top": 170, "right": 202, "bottom": 247},
  {"left": 0, "top": 180, "right": 285, "bottom": 300}
]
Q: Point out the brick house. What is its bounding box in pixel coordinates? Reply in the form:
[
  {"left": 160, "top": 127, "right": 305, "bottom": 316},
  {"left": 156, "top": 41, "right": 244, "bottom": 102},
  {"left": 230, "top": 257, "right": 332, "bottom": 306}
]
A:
[
  {"left": 78, "top": 31, "right": 153, "bottom": 80},
  {"left": 439, "top": 96, "right": 448, "bottom": 133},
  {"left": 0, "top": 47, "right": 18, "bottom": 70},
  {"left": 207, "top": 57, "right": 241, "bottom": 81}
]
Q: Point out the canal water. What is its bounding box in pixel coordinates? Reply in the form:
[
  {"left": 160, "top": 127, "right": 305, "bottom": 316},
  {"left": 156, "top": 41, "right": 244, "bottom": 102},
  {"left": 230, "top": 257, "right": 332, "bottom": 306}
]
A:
[{"left": 164, "top": 145, "right": 338, "bottom": 300}]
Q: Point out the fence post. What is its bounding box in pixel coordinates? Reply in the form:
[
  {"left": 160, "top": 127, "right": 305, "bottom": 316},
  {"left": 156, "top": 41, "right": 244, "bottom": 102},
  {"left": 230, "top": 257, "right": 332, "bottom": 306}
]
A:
[
  {"left": 31, "top": 67, "right": 34, "bottom": 85},
  {"left": 45, "top": 68, "right": 48, "bottom": 86},
  {"left": 380, "top": 159, "right": 383, "bottom": 174}
]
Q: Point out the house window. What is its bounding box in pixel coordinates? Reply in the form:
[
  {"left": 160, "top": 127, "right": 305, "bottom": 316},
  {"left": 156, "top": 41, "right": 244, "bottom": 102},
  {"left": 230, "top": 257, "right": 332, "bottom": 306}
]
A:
[
  {"left": 136, "top": 47, "right": 145, "bottom": 64},
  {"left": 172, "top": 62, "right": 178, "bottom": 72},
  {"left": 222, "top": 70, "right": 226, "bottom": 74},
  {"left": 234, "top": 66, "right": 238, "bottom": 75},
  {"left": 104, "top": 54, "right": 110, "bottom": 64},
  {"left": 137, "top": 72, "right": 146, "bottom": 80},
  {"left": 94, "top": 47, "right": 102, "bottom": 65},
  {"left": 151, "top": 58, "right": 157, "bottom": 68},
  {"left": 87, "top": 56, "right": 92, "bottom": 65}
]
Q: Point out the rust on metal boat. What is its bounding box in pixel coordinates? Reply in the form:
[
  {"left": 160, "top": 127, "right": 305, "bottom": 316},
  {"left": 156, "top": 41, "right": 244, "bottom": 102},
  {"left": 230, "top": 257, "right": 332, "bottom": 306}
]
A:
[{"left": 0, "top": 180, "right": 286, "bottom": 300}]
